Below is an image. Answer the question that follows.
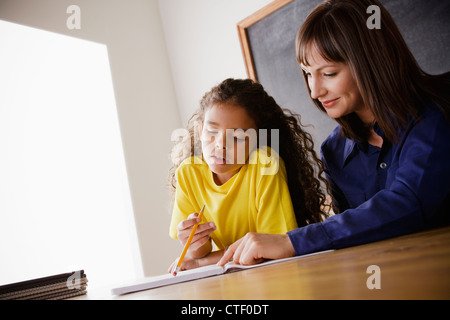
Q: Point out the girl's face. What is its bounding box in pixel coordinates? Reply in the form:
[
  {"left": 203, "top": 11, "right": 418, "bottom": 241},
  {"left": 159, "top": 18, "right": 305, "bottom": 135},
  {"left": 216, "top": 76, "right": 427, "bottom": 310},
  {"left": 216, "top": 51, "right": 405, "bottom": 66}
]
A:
[
  {"left": 201, "top": 103, "right": 257, "bottom": 185},
  {"left": 301, "top": 45, "right": 372, "bottom": 123}
]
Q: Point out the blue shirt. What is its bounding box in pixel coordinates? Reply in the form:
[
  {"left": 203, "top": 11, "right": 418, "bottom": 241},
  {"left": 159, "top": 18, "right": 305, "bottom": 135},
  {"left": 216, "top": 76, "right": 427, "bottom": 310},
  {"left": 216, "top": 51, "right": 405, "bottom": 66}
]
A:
[{"left": 287, "top": 104, "right": 450, "bottom": 255}]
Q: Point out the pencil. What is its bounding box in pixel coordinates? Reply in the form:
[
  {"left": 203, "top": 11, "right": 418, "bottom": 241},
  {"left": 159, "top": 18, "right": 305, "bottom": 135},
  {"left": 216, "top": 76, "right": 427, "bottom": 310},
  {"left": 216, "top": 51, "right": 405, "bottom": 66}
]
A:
[{"left": 173, "top": 204, "right": 206, "bottom": 276}]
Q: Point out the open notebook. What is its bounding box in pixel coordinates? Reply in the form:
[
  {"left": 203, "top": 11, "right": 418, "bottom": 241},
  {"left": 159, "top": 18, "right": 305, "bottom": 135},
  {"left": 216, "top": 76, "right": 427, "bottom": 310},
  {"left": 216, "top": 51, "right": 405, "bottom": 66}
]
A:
[{"left": 111, "top": 250, "right": 333, "bottom": 295}]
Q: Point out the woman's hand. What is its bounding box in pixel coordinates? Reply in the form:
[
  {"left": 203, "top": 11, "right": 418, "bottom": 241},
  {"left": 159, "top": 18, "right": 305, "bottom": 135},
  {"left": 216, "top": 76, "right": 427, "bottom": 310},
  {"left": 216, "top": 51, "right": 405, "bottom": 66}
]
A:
[{"left": 217, "top": 233, "right": 296, "bottom": 266}]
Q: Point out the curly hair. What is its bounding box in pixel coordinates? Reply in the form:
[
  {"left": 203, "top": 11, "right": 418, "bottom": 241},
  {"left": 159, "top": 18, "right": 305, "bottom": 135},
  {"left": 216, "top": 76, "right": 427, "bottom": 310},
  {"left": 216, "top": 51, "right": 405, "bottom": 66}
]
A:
[{"left": 169, "top": 78, "right": 332, "bottom": 226}]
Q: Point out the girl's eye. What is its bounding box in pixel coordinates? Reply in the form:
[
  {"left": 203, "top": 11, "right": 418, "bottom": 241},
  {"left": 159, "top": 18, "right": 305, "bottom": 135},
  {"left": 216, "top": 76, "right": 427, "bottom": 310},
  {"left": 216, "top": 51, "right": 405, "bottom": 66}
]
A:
[{"left": 324, "top": 72, "right": 337, "bottom": 77}]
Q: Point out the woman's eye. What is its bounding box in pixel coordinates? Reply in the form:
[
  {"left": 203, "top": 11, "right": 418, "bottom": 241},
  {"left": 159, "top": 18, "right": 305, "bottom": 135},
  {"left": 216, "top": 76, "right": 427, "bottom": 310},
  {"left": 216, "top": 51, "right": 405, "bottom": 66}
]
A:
[{"left": 324, "top": 72, "right": 337, "bottom": 77}]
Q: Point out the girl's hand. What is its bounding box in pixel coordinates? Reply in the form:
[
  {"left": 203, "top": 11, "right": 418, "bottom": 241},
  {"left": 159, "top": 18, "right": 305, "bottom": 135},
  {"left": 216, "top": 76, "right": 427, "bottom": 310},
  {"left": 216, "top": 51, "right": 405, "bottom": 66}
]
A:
[
  {"left": 176, "top": 212, "right": 216, "bottom": 252},
  {"left": 168, "top": 256, "right": 199, "bottom": 274}
]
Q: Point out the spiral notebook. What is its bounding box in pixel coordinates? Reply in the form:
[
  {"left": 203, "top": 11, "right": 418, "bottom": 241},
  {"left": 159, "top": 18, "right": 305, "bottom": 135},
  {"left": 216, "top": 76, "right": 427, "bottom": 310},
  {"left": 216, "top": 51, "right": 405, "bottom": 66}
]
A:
[{"left": 0, "top": 270, "right": 87, "bottom": 300}]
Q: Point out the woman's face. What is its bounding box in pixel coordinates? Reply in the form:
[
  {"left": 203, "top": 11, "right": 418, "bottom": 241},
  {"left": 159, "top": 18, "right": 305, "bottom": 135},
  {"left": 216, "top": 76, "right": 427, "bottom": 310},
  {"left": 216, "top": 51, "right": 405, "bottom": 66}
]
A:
[
  {"left": 301, "top": 45, "right": 371, "bottom": 123},
  {"left": 201, "top": 103, "right": 257, "bottom": 185}
]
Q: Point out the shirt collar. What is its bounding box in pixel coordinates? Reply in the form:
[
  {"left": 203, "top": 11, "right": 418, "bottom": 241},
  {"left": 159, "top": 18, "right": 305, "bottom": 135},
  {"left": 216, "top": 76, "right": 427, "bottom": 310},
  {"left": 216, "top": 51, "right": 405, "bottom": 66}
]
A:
[
  {"left": 341, "top": 122, "right": 384, "bottom": 168},
  {"left": 342, "top": 139, "right": 358, "bottom": 168}
]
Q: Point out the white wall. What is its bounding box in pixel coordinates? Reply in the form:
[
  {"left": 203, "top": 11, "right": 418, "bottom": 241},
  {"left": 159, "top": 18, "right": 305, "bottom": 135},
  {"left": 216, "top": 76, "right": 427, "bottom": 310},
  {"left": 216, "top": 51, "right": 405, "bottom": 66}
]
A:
[
  {"left": 0, "top": 0, "right": 181, "bottom": 280},
  {"left": 158, "top": 0, "right": 273, "bottom": 125}
]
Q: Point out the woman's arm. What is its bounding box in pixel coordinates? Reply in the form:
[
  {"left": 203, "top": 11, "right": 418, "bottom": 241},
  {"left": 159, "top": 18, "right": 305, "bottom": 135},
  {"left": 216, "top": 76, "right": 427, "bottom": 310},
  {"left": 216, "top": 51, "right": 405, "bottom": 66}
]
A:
[{"left": 289, "top": 107, "right": 450, "bottom": 255}]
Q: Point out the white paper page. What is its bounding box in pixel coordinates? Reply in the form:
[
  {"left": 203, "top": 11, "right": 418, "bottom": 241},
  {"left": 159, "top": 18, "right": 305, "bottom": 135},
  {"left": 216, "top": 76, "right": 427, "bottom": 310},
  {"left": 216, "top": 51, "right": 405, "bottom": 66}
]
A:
[
  {"left": 111, "top": 264, "right": 225, "bottom": 295},
  {"left": 111, "top": 249, "right": 334, "bottom": 295}
]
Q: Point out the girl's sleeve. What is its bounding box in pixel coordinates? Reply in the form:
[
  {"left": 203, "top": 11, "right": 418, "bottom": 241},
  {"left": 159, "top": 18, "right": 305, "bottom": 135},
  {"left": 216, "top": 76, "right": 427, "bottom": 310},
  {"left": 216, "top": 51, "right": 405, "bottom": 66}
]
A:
[
  {"left": 288, "top": 108, "right": 450, "bottom": 255},
  {"left": 254, "top": 150, "right": 298, "bottom": 234},
  {"left": 169, "top": 167, "right": 196, "bottom": 240}
]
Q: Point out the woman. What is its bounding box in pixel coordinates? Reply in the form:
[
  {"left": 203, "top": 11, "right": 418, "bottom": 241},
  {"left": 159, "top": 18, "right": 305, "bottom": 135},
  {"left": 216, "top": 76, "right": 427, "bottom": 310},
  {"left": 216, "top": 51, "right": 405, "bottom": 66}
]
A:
[{"left": 218, "top": 0, "right": 450, "bottom": 266}]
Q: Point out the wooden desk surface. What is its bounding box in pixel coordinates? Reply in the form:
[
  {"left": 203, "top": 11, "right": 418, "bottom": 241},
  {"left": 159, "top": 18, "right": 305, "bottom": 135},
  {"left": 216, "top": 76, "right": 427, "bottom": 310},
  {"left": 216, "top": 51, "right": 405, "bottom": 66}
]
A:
[{"left": 102, "top": 226, "right": 450, "bottom": 300}]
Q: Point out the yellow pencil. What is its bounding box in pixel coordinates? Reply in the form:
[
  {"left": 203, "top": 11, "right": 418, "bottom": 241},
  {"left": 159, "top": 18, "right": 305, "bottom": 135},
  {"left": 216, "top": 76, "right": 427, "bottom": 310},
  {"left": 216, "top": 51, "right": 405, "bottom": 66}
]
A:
[{"left": 173, "top": 204, "right": 206, "bottom": 276}]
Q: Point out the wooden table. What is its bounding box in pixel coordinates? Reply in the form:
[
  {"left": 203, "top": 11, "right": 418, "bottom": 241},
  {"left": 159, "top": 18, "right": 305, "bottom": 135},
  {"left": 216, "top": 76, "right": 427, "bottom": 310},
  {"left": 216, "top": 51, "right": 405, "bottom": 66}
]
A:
[{"left": 90, "top": 226, "right": 450, "bottom": 300}]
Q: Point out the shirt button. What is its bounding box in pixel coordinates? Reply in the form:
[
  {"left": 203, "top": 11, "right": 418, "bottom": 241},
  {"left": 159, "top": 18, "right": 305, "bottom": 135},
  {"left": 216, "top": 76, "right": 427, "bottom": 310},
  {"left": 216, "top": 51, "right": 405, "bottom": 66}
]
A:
[{"left": 379, "top": 162, "right": 387, "bottom": 169}]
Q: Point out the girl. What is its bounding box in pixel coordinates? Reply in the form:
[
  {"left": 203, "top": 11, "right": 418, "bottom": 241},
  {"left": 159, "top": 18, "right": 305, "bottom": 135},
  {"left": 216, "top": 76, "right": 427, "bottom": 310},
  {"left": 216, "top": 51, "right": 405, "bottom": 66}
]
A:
[
  {"left": 168, "top": 78, "right": 330, "bottom": 271},
  {"left": 219, "top": 0, "right": 450, "bottom": 266}
]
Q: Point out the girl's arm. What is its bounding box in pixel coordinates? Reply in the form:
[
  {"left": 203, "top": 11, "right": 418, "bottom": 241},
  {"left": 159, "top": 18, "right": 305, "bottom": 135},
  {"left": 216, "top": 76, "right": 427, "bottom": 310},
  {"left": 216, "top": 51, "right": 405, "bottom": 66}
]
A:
[
  {"left": 168, "top": 249, "right": 224, "bottom": 273},
  {"left": 188, "top": 238, "right": 213, "bottom": 259},
  {"left": 194, "top": 250, "right": 224, "bottom": 267}
]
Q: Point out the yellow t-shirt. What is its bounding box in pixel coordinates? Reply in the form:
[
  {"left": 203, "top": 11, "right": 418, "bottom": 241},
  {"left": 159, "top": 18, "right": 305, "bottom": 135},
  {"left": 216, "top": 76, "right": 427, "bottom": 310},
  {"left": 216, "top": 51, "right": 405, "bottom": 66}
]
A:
[{"left": 169, "top": 147, "right": 298, "bottom": 250}]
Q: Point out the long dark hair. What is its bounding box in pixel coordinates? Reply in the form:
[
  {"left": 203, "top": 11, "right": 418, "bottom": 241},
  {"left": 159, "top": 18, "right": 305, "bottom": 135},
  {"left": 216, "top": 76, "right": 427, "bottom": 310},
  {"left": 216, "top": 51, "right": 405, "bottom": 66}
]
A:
[
  {"left": 296, "top": 0, "right": 450, "bottom": 143},
  {"left": 169, "top": 78, "right": 331, "bottom": 226}
]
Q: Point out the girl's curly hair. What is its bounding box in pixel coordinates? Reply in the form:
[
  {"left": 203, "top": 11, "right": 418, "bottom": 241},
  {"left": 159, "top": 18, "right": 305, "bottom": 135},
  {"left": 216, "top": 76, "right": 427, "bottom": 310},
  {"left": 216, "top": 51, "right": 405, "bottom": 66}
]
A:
[{"left": 169, "top": 78, "right": 332, "bottom": 226}]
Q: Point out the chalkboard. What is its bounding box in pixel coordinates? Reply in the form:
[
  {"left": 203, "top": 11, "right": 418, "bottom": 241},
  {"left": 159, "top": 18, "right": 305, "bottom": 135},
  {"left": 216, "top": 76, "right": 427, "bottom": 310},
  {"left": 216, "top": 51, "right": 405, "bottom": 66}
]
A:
[{"left": 238, "top": 0, "right": 450, "bottom": 154}]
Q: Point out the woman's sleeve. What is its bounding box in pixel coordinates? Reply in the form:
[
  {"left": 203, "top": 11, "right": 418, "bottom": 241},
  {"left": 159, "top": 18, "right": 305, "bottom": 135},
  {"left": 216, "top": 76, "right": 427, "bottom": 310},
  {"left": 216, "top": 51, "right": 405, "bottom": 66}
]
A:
[{"left": 288, "top": 109, "right": 450, "bottom": 255}]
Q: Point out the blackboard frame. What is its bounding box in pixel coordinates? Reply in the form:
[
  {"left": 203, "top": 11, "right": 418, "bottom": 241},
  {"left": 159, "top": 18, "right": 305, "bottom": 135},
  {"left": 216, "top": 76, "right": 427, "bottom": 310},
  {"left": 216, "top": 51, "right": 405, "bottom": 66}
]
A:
[{"left": 237, "top": 0, "right": 294, "bottom": 81}]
